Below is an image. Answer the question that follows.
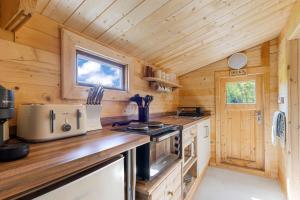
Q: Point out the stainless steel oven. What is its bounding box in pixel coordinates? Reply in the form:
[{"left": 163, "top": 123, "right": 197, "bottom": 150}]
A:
[{"left": 136, "top": 125, "right": 182, "bottom": 180}]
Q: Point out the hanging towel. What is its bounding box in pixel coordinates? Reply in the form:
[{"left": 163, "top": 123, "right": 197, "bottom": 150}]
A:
[
  {"left": 277, "top": 112, "right": 286, "bottom": 148},
  {"left": 272, "top": 111, "right": 280, "bottom": 145}
]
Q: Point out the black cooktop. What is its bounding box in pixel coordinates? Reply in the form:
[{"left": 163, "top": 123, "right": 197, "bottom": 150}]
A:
[{"left": 113, "top": 122, "right": 180, "bottom": 136}]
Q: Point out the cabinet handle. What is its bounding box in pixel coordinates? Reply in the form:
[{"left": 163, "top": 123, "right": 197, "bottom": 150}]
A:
[
  {"left": 168, "top": 191, "right": 174, "bottom": 196},
  {"left": 204, "top": 126, "right": 209, "bottom": 138}
]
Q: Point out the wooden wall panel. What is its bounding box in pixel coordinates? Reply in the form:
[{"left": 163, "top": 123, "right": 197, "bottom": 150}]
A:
[
  {"left": 179, "top": 39, "right": 279, "bottom": 178},
  {"left": 278, "top": 1, "right": 300, "bottom": 199},
  {"left": 0, "top": 15, "right": 178, "bottom": 127}
]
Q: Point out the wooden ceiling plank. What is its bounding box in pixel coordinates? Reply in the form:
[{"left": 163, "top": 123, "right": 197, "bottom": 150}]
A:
[
  {"left": 109, "top": 0, "right": 212, "bottom": 52},
  {"left": 169, "top": 25, "right": 285, "bottom": 75},
  {"left": 35, "top": 0, "right": 50, "bottom": 13},
  {"left": 42, "top": 0, "right": 85, "bottom": 23},
  {"left": 174, "top": 31, "right": 279, "bottom": 75},
  {"left": 155, "top": 1, "right": 293, "bottom": 67},
  {"left": 123, "top": 0, "right": 246, "bottom": 57},
  {"left": 64, "top": 0, "right": 117, "bottom": 32},
  {"left": 96, "top": 0, "right": 170, "bottom": 44},
  {"left": 132, "top": 0, "right": 256, "bottom": 59},
  {"left": 165, "top": 22, "right": 284, "bottom": 73},
  {"left": 145, "top": 0, "right": 293, "bottom": 62},
  {"left": 162, "top": 9, "right": 290, "bottom": 74},
  {"left": 82, "top": 0, "right": 145, "bottom": 38},
  {"left": 144, "top": 0, "right": 281, "bottom": 63}
]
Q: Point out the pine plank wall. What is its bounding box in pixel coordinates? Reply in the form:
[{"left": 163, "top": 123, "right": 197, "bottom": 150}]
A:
[
  {"left": 178, "top": 39, "right": 279, "bottom": 178},
  {"left": 0, "top": 14, "right": 179, "bottom": 126}
]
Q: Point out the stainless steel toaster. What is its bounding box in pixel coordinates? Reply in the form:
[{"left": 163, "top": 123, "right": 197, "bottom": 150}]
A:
[{"left": 17, "top": 104, "right": 87, "bottom": 142}]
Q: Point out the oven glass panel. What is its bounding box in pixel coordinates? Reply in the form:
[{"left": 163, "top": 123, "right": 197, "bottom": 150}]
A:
[{"left": 149, "top": 134, "right": 180, "bottom": 177}]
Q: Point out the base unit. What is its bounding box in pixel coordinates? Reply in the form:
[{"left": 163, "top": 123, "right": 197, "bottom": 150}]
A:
[
  {"left": 197, "top": 118, "right": 211, "bottom": 175},
  {"left": 136, "top": 161, "right": 182, "bottom": 200}
]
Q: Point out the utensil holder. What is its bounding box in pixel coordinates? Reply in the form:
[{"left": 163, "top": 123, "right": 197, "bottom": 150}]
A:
[
  {"left": 86, "top": 105, "right": 102, "bottom": 131},
  {"left": 138, "top": 107, "right": 149, "bottom": 122}
]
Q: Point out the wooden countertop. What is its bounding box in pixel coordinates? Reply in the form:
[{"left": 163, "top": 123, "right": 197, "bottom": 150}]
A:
[
  {"left": 0, "top": 129, "right": 149, "bottom": 200},
  {"left": 152, "top": 115, "right": 210, "bottom": 129}
]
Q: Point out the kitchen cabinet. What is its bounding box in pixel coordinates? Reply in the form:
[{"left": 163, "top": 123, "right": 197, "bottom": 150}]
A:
[
  {"left": 33, "top": 156, "right": 125, "bottom": 200},
  {"left": 197, "top": 118, "right": 211, "bottom": 176},
  {"left": 137, "top": 161, "right": 182, "bottom": 200},
  {"left": 151, "top": 163, "right": 182, "bottom": 200}
]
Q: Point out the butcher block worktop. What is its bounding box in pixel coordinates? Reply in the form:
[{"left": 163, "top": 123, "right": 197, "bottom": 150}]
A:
[
  {"left": 0, "top": 129, "right": 149, "bottom": 200},
  {"left": 153, "top": 115, "right": 211, "bottom": 129}
]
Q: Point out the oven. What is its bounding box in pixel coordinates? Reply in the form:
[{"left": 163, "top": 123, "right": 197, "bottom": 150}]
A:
[{"left": 136, "top": 126, "right": 182, "bottom": 180}]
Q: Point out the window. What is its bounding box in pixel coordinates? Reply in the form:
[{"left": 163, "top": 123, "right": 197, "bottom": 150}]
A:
[
  {"left": 226, "top": 80, "right": 256, "bottom": 104},
  {"left": 76, "top": 50, "right": 126, "bottom": 91}
]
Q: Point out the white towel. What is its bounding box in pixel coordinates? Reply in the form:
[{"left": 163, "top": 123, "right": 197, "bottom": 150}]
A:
[{"left": 271, "top": 111, "right": 280, "bottom": 145}]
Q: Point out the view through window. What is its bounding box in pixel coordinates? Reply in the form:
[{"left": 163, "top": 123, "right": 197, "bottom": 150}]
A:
[
  {"left": 76, "top": 50, "right": 126, "bottom": 90},
  {"left": 226, "top": 80, "right": 256, "bottom": 104}
]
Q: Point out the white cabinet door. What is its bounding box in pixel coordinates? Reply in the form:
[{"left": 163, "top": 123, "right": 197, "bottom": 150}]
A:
[
  {"left": 197, "top": 119, "right": 211, "bottom": 175},
  {"left": 35, "top": 157, "right": 124, "bottom": 200}
]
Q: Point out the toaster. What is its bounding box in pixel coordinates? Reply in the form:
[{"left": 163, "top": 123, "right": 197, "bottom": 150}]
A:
[{"left": 17, "top": 104, "right": 87, "bottom": 142}]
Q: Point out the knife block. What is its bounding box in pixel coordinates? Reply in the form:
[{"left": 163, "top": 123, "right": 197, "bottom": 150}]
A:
[{"left": 86, "top": 105, "right": 102, "bottom": 131}]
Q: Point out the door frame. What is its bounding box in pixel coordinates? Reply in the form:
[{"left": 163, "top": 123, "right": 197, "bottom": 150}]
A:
[
  {"left": 215, "top": 66, "right": 272, "bottom": 176},
  {"left": 286, "top": 39, "right": 300, "bottom": 199}
]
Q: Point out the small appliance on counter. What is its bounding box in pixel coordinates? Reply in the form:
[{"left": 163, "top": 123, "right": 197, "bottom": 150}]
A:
[
  {"left": 17, "top": 104, "right": 87, "bottom": 142},
  {"left": 177, "top": 106, "right": 205, "bottom": 118},
  {"left": 0, "top": 85, "right": 29, "bottom": 162},
  {"left": 112, "top": 94, "right": 182, "bottom": 180}
]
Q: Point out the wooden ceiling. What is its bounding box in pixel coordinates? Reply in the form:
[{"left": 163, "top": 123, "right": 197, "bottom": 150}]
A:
[{"left": 36, "top": 0, "right": 295, "bottom": 75}]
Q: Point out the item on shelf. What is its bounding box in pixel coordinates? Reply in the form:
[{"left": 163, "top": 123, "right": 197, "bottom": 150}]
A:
[
  {"left": 184, "top": 174, "right": 193, "bottom": 184},
  {"left": 170, "top": 73, "right": 177, "bottom": 81},
  {"left": 165, "top": 73, "right": 170, "bottom": 81},
  {"left": 145, "top": 66, "right": 153, "bottom": 77},
  {"left": 154, "top": 70, "right": 162, "bottom": 79},
  {"left": 156, "top": 84, "right": 172, "bottom": 93},
  {"left": 161, "top": 71, "right": 166, "bottom": 80}
]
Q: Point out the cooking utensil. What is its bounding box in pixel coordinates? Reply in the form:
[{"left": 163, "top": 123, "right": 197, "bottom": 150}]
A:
[
  {"left": 96, "top": 87, "right": 104, "bottom": 104},
  {"left": 144, "top": 95, "right": 153, "bottom": 107},
  {"left": 87, "top": 85, "right": 104, "bottom": 105},
  {"left": 130, "top": 94, "right": 143, "bottom": 108},
  {"left": 87, "top": 87, "right": 92, "bottom": 104}
]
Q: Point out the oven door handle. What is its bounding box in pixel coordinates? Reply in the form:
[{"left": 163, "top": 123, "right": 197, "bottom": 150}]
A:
[{"left": 151, "top": 130, "right": 180, "bottom": 142}]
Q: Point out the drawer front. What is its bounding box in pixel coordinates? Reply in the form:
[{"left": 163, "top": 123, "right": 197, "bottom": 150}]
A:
[
  {"left": 165, "top": 164, "right": 182, "bottom": 200},
  {"left": 151, "top": 181, "right": 166, "bottom": 200},
  {"left": 172, "top": 186, "right": 182, "bottom": 200}
]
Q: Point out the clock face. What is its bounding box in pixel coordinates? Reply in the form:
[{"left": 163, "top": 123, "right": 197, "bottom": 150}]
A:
[{"left": 228, "top": 53, "right": 248, "bottom": 70}]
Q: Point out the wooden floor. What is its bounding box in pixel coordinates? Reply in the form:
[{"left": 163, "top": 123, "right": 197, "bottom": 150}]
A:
[{"left": 193, "top": 167, "right": 286, "bottom": 200}]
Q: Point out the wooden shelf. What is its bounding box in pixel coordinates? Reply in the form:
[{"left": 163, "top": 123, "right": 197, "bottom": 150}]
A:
[
  {"left": 143, "top": 77, "right": 182, "bottom": 88},
  {"left": 183, "top": 157, "right": 197, "bottom": 175},
  {"left": 183, "top": 177, "right": 196, "bottom": 199}
]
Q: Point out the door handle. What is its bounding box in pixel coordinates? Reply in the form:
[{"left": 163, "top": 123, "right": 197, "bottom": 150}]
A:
[{"left": 256, "top": 110, "right": 263, "bottom": 125}]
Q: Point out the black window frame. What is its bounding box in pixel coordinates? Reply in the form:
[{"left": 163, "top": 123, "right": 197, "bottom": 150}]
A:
[{"left": 75, "top": 50, "right": 126, "bottom": 91}]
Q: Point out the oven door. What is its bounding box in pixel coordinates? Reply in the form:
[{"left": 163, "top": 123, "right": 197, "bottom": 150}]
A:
[{"left": 148, "top": 130, "right": 181, "bottom": 179}]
